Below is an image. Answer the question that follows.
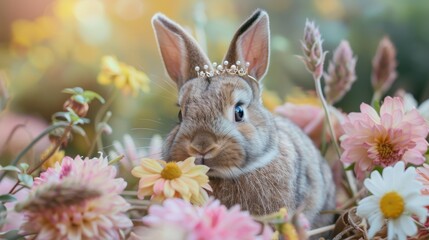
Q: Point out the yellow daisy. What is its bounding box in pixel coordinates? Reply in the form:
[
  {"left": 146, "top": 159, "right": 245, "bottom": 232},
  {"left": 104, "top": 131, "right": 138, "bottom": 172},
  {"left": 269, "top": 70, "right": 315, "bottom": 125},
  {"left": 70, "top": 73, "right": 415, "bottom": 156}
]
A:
[
  {"left": 131, "top": 157, "right": 212, "bottom": 205},
  {"left": 97, "top": 55, "right": 150, "bottom": 97}
]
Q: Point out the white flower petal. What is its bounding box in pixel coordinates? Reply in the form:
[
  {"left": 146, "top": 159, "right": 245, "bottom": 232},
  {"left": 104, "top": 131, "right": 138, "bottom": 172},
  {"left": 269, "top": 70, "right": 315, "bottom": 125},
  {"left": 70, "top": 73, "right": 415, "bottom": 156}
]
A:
[
  {"left": 357, "top": 196, "right": 379, "bottom": 217},
  {"left": 398, "top": 216, "right": 417, "bottom": 237},
  {"left": 391, "top": 219, "right": 407, "bottom": 240},
  {"left": 365, "top": 173, "right": 386, "bottom": 195},
  {"left": 367, "top": 212, "right": 384, "bottom": 238},
  {"left": 387, "top": 220, "right": 395, "bottom": 240}
]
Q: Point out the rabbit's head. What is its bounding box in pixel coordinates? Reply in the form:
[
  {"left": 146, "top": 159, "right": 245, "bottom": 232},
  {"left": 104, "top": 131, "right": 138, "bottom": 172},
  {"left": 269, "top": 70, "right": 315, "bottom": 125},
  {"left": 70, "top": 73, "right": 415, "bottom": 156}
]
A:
[{"left": 152, "top": 10, "right": 278, "bottom": 178}]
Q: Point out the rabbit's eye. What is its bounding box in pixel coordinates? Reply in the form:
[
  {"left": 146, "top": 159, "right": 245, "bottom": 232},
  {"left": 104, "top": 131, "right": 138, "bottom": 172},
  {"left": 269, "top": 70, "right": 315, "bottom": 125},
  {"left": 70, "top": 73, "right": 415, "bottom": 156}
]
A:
[
  {"left": 178, "top": 110, "right": 182, "bottom": 122},
  {"left": 234, "top": 104, "right": 244, "bottom": 122}
]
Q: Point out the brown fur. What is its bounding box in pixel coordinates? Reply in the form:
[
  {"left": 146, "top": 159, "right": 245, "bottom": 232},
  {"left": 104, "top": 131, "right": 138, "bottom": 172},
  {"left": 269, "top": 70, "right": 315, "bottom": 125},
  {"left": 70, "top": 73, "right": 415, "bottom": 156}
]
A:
[{"left": 152, "top": 9, "right": 336, "bottom": 229}]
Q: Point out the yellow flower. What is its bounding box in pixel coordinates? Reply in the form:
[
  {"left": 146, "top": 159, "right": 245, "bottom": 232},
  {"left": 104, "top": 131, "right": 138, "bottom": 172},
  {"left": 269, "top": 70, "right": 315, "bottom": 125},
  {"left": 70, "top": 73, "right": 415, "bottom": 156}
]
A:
[
  {"left": 285, "top": 88, "right": 321, "bottom": 106},
  {"left": 41, "top": 145, "right": 65, "bottom": 170},
  {"left": 97, "top": 55, "right": 150, "bottom": 97},
  {"left": 11, "top": 16, "right": 56, "bottom": 47},
  {"left": 131, "top": 157, "right": 212, "bottom": 205},
  {"left": 281, "top": 223, "right": 298, "bottom": 240},
  {"left": 262, "top": 90, "right": 282, "bottom": 112}
]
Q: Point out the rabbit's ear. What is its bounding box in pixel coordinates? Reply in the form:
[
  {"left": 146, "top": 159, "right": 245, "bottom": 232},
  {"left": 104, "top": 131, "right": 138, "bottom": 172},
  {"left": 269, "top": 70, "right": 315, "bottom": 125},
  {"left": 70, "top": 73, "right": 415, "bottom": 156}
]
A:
[
  {"left": 152, "top": 13, "right": 212, "bottom": 88},
  {"left": 224, "top": 9, "right": 270, "bottom": 81}
]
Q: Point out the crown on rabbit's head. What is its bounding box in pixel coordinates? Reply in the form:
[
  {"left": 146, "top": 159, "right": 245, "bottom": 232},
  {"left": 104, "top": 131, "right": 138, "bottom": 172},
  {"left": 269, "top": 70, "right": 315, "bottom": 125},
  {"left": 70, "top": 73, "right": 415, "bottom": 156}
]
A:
[{"left": 194, "top": 60, "right": 251, "bottom": 78}]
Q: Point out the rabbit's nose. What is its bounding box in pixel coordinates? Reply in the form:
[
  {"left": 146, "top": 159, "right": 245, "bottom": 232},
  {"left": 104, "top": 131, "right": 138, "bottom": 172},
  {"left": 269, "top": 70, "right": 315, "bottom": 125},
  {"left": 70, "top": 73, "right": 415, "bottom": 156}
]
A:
[
  {"left": 188, "top": 131, "right": 218, "bottom": 158},
  {"left": 188, "top": 144, "right": 217, "bottom": 157}
]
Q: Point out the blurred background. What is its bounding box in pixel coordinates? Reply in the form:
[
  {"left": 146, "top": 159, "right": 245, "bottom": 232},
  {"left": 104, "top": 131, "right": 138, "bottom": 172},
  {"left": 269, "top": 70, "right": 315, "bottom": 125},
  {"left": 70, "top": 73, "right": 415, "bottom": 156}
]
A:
[{"left": 1, "top": 0, "right": 429, "bottom": 160}]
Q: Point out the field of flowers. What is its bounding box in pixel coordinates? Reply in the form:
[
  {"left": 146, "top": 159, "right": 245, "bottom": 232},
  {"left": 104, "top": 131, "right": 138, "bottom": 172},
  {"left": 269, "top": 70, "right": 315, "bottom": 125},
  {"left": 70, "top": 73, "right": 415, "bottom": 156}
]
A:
[{"left": 1, "top": 1, "right": 429, "bottom": 240}]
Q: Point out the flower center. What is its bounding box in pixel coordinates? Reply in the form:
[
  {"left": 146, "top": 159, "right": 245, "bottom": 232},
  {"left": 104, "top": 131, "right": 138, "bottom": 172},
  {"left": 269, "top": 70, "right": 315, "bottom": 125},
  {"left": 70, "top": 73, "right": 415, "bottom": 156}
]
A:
[
  {"left": 161, "top": 162, "right": 182, "bottom": 180},
  {"left": 374, "top": 138, "right": 401, "bottom": 167},
  {"left": 379, "top": 191, "right": 404, "bottom": 219}
]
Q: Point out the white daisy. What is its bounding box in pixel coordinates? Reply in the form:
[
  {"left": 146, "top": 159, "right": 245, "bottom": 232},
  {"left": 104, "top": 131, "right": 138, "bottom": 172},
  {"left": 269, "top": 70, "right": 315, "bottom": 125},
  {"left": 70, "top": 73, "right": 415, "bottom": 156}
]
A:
[{"left": 357, "top": 161, "right": 429, "bottom": 240}]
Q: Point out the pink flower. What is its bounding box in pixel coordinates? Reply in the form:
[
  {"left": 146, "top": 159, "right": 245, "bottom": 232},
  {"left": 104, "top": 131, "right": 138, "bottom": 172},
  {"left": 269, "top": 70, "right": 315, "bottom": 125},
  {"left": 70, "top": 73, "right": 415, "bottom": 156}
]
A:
[
  {"left": 21, "top": 155, "right": 132, "bottom": 239},
  {"left": 0, "top": 178, "right": 29, "bottom": 232},
  {"left": 135, "top": 198, "right": 271, "bottom": 240},
  {"left": 275, "top": 103, "right": 344, "bottom": 147},
  {"left": 340, "top": 96, "right": 429, "bottom": 178},
  {"left": 417, "top": 164, "right": 429, "bottom": 195}
]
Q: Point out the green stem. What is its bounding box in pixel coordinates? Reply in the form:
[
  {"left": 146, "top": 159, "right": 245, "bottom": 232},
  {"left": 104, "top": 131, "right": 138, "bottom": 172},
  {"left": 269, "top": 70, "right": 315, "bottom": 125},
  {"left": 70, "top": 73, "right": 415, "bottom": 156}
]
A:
[
  {"left": 9, "top": 123, "right": 73, "bottom": 194},
  {"left": 0, "top": 122, "right": 69, "bottom": 182},
  {"left": 371, "top": 90, "right": 382, "bottom": 107},
  {"left": 314, "top": 76, "right": 341, "bottom": 158},
  {"left": 314, "top": 74, "right": 358, "bottom": 198},
  {"left": 321, "top": 116, "right": 328, "bottom": 156},
  {"left": 88, "top": 90, "right": 118, "bottom": 156}
]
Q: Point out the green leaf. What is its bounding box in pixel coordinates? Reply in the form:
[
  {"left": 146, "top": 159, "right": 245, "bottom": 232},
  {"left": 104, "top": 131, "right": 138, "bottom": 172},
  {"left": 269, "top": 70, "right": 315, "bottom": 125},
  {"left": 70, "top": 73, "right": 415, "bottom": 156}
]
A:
[
  {"left": 66, "top": 108, "right": 80, "bottom": 122},
  {"left": 0, "top": 165, "right": 21, "bottom": 173},
  {"left": 71, "top": 125, "right": 87, "bottom": 137},
  {"left": 17, "top": 174, "right": 33, "bottom": 188},
  {"left": 82, "top": 91, "right": 105, "bottom": 104},
  {"left": 0, "top": 229, "right": 26, "bottom": 240},
  {"left": 19, "top": 163, "right": 29, "bottom": 173},
  {"left": 0, "top": 194, "right": 17, "bottom": 203},
  {"left": 344, "top": 163, "right": 355, "bottom": 171},
  {"left": 72, "top": 94, "right": 86, "bottom": 104},
  {"left": 373, "top": 166, "right": 384, "bottom": 174},
  {"left": 52, "top": 112, "right": 71, "bottom": 122},
  {"left": 0, "top": 203, "right": 6, "bottom": 228},
  {"left": 62, "top": 87, "right": 83, "bottom": 95}
]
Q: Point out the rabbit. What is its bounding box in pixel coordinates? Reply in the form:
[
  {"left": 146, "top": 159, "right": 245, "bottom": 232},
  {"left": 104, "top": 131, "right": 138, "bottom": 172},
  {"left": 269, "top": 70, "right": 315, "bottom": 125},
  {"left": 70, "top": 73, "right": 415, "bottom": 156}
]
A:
[{"left": 151, "top": 9, "right": 336, "bottom": 229}]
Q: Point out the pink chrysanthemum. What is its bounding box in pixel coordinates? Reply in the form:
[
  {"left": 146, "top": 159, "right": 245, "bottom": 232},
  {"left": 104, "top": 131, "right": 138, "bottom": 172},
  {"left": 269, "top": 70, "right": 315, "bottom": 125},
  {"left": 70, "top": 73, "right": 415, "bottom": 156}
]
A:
[
  {"left": 134, "top": 198, "right": 271, "bottom": 240},
  {"left": 20, "top": 155, "right": 132, "bottom": 239},
  {"left": 340, "top": 96, "right": 429, "bottom": 178},
  {"left": 417, "top": 164, "right": 429, "bottom": 195}
]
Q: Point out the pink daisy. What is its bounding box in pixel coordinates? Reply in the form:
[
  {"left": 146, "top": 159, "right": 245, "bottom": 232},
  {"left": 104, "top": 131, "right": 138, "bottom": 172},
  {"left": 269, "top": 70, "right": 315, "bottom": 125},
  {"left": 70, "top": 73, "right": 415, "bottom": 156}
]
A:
[
  {"left": 340, "top": 96, "right": 429, "bottom": 178},
  {"left": 20, "top": 155, "right": 132, "bottom": 239}
]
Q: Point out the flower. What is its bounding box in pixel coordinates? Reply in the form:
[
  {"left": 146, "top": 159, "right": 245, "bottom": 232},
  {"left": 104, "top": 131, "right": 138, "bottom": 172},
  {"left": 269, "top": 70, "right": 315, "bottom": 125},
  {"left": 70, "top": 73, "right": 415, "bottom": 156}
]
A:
[
  {"left": 275, "top": 90, "right": 344, "bottom": 147},
  {"left": 20, "top": 155, "right": 132, "bottom": 239},
  {"left": 417, "top": 164, "right": 429, "bottom": 195},
  {"left": 0, "top": 178, "right": 29, "bottom": 232},
  {"left": 281, "top": 223, "right": 298, "bottom": 240},
  {"left": 324, "top": 40, "right": 357, "bottom": 104},
  {"left": 340, "top": 96, "right": 429, "bottom": 178},
  {"left": 262, "top": 89, "right": 282, "bottom": 112},
  {"left": 131, "top": 157, "right": 211, "bottom": 205},
  {"left": 97, "top": 55, "right": 150, "bottom": 97},
  {"left": 299, "top": 20, "right": 327, "bottom": 79},
  {"left": 396, "top": 89, "right": 429, "bottom": 124},
  {"left": 134, "top": 198, "right": 270, "bottom": 240},
  {"left": 371, "top": 37, "right": 397, "bottom": 95},
  {"left": 40, "top": 144, "right": 65, "bottom": 170},
  {"left": 356, "top": 162, "right": 429, "bottom": 239},
  {"left": 11, "top": 16, "right": 57, "bottom": 48}
]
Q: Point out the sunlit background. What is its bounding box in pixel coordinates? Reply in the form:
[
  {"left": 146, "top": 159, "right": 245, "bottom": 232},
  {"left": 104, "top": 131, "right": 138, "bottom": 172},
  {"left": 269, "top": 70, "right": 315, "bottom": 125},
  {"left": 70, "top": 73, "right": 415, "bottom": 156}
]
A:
[{"left": 1, "top": 0, "right": 429, "bottom": 159}]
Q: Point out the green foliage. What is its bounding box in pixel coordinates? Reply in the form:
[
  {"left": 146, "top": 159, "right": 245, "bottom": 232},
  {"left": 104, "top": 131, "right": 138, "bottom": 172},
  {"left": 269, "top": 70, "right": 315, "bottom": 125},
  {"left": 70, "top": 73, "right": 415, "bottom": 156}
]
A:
[
  {"left": 63, "top": 87, "right": 105, "bottom": 104},
  {"left": 17, "top": 174, "right": 33, "bottom": 188},
  {"left": 0, "top": 166, "right": 21, "bottom": 173},
  {"left": 0, "top": 194, "right": 17, "bottom": 203},
  {"left": 0, "top": 230, "right": 25, "bottom": 240}
]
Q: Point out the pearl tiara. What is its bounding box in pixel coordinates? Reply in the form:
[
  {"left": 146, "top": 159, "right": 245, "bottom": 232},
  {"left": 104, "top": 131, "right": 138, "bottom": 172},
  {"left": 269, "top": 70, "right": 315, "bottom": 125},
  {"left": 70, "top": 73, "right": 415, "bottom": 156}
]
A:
[{"left": 194, "top": 61, "right": 250, "bottom": 78}]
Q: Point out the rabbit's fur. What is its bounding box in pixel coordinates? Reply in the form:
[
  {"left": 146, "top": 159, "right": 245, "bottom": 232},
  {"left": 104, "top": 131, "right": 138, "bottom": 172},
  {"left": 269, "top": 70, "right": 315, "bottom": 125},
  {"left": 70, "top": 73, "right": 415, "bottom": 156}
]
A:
[{"left": 152, "top": 9, "right": 335, "bottom": 228}]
